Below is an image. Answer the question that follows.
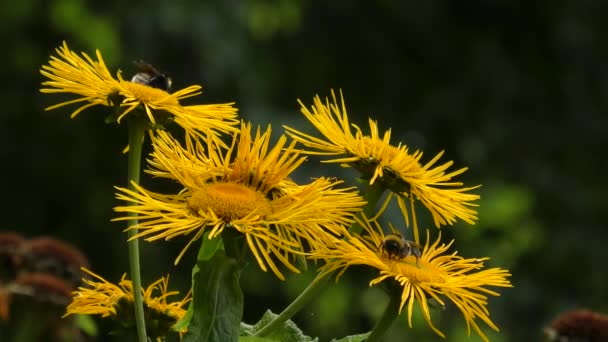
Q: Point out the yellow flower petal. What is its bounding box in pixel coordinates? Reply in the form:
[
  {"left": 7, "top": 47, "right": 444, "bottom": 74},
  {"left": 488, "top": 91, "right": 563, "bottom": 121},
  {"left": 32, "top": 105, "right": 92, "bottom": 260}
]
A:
[
  {"left": 285, "top": 90, "right": 480, "bottom": 243},
  {"left": 65, "top": 268, "right": 190, "bottom": 335},
  {"left": 40, "top": 41, "right": 239, "bottom": 138},
  {"left": 309, "top": 217, "right": 512, "bottom": 342},
  {"left": 114, "top": 122, "right": 365, "bottom": 280}
]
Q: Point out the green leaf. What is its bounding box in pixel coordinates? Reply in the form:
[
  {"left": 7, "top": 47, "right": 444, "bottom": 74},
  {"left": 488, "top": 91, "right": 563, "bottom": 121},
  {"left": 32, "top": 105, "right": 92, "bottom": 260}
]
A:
[
  {"left": 330, "top": 332, "right": 371, "bottom": 342},
  {"left": 238, "top": 337, "right": 277, "bottom": 342},
  {"left": 240, "top": 310, "right": 318, "bottom": 342},
  {"left": 172, "top": 301, "right": 193, "bottom": 333},
  {"left": 74, "top": 314, "right": 98, "bottom": 336},
  {"left": 182, "top": 250, "right": 243, "bottom": 342},
  {"left": 175, "top": 233, "right": 224, "bottom": 333},
  {"left": 198, "top": 231, "right": 224, "bottom": 261}
]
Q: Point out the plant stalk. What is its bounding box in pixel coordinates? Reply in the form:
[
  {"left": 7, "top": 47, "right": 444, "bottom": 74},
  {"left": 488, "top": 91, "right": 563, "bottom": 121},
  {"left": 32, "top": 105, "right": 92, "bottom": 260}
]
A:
[
  {"left": 349, "top": 180, "right": 387, "bottom": 235},
  {"left": 255, "top": 181, "right": 387, "bottom": 337},
  {"left": 253, "top": 273, "right": 329, "bottom": 337},
  {"left": 126, "top": 118, "right": 147, "bottom": 342},
  {"left": 366, "top": 295, "right": 400, "bottom": 342}
]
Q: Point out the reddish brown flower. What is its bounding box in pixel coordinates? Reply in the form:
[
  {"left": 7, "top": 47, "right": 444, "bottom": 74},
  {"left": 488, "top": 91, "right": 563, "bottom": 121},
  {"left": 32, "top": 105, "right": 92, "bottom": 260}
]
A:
[
  {"left": 12, "top": 272, "right": 74, "bottom": 305},
  {"left": 20, "top": 237, "right": 89, "bottom": 286},
  {"left": 545, "top": 309, "right": 608, "bottom": 342}
]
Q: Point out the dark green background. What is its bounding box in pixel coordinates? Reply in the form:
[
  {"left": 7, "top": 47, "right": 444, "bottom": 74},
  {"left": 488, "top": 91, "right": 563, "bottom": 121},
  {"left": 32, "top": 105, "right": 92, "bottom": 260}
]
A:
[{"left": 2, "top": 1, "right": 607, "bottom": 341}]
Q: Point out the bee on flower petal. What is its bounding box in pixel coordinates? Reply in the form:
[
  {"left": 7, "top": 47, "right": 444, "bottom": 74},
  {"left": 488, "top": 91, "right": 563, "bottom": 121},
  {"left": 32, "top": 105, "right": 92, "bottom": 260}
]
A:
[
  {"left": 379, "top": 233, "right": 422, "bottom": 267},
  {"left": 131, "top": 61, "right": 172, "bottom": 92}
]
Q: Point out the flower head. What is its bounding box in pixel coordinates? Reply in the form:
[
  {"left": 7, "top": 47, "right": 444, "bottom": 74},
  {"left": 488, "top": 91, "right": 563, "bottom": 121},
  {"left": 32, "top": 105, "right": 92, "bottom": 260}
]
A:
[
  {"left": 284, "top": 90, "right": 480, "bottom": 243},
  {"left": 544, "top": 309, "right": 608, "bottom": 342},
  {"left": 1, "top": 272, "right": 75, "bottom": 321},
  {"left": 40, "top": 41, "right": 238, "bottom": 138},
  {"left": 310, "top": 217, "right": 511, "bottom": 342},
  {"left": 65, "top": 268, "right": 190, "bottom": 337},
  {"left": 114, "top": 122, "right": 365, "bottom": 280}
]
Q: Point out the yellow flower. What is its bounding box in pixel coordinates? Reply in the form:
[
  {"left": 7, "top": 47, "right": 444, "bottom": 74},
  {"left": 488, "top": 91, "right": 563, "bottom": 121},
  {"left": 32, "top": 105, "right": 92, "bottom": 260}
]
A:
[
  {"left": 114, "top": 122, "right": 365, "bottom": 280},
  {"left": 40, "top": 41, "right": 238, "bottom": 137},
  {"left": 310, "top": 218, "right": 512, "bottom": 342},
  {"left": 65, "top": 268, "right": 191, "bottom": 336},
  {"left": 284, "top": 90, "right": 480, "bottom": 243}
]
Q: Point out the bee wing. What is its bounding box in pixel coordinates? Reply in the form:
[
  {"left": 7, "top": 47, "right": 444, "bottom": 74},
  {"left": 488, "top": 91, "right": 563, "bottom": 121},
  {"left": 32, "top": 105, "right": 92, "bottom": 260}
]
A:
[
  {"left": 405, "top": 240, "right": 423, "bottom": 250},
  {"left": 133, "top": 60, "right": 160, "bottom": 75}
]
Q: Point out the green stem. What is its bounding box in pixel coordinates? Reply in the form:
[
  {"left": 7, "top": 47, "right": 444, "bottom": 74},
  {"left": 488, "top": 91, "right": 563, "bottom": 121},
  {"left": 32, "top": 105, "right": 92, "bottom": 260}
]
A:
[
  {"left": 348, "top": 180, "right": 387, "bottom": 235},
  {"left": 126, "top": 118, "right": 147, "bottom": 342},
  {"left": 366, "top": 295, "right": 400, "bottom": 342},
  {"left": 363, "top": 181, "right": 388, "bottom": 215},
  {"left": 255, "top": 181, "right": 387, "bottom": 337},
  {"left": 253, "top": 273, "right": 329, "bottom": 337},
  {"left": 222, "top": 226, "right": 242, "bottom": 260}
]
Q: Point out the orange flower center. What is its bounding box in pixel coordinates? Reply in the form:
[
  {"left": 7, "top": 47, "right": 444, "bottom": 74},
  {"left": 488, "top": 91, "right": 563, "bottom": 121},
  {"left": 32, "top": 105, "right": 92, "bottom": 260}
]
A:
[
  {"left": 361, "top": 136, "right": 398, "bottom": 158},
  {"left": 393, "top": 259, "right": 445, "bottom": 284},
  {"left": 119, "top": 81, "right": 175, "bottom": 104},
  {"left": 188, "top": 183, "right": 272, "bottom": 221}
]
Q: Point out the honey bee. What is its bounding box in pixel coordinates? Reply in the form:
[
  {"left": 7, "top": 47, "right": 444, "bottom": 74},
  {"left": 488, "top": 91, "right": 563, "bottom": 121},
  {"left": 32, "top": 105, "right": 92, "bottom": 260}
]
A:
[
  {"left": 131, "top": 60, "right": 172, "bottom": 92},
  {"left": 379, "top": 233, "right": 422, "bottom": 267}
]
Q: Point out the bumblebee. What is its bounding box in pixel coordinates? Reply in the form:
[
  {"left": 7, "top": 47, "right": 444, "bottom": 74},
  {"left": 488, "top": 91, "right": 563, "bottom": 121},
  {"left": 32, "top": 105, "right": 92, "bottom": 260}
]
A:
[
  {"left": 379, "top": 233, "right": 422, "bottom": 267},
  {"left": 131, "top": 61, "right": 172, "bottom": 92}
]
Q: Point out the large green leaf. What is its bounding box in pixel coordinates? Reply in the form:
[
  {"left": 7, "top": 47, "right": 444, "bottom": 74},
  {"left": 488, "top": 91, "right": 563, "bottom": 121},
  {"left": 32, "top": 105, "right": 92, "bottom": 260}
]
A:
[
  {"left": 240, "top": 310, "right": 318, "bottom": 342},
  {"left": 183, "top": 250, "right": 243, "bottom": 342},
  {"left": 172, "top": 301, "right": 193, "bottom": 334},
  {"left": 330, "top": 332, "right": 371, "bottom": 342},
  {"left": 174, "top": 234, "right": 223, "bottom": 333},
  {"left": 197, "top": 232, "right": 224, "bottom": 261},
  {"left": 238, "top": 337, "right": 277, "bottom": 342}
]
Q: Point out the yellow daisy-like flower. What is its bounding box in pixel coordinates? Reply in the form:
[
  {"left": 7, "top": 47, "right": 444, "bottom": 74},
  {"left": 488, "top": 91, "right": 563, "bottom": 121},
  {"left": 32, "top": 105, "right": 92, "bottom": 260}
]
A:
[
  {"left": 284, "top": 90, "right": 480, "bottom": 243},
  {"left": 40, "top": 41, "right": 238, "bottom": 137},
  {"left": 114, "top": 122, "right": 365, "bottom": 280},
  {"left": 310, "top": 218, "right": 511, "bottom": 342},
  {"left": 65, "top": 268, "right": 191, "bottom": 336}
]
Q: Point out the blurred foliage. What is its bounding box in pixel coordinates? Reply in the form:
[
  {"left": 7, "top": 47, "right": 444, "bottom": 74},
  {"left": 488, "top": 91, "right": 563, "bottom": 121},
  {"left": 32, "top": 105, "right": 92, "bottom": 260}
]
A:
[{"left": 1, "top": 0, "right": 607, "bottom": 341}]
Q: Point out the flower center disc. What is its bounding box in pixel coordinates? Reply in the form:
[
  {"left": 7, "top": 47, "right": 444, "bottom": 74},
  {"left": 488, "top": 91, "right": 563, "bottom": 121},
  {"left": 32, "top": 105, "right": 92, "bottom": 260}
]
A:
[
  {"left": 188, "top": 183, "right": 272, "bottom": 221},
  {"left": 394, "top": 261, "right": 445, "bottom": 284},
  {"left": 360, "top": 136, "right": 403, "bottom": 161},
  {"left": 120, "top": 81, "right": 173, "bottom": 103}
]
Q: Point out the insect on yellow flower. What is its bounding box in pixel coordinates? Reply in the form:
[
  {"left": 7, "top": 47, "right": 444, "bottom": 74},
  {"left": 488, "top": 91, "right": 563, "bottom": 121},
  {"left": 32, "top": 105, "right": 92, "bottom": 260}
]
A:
[
  {"left": 309, "top": 217, "right": 512, "bottom": 342},
  {"left": 40, "top": 41, "right": 239, "bottom": 139},
  {"left": 114, "top": 122, "right": 365, "bottom": 280}
]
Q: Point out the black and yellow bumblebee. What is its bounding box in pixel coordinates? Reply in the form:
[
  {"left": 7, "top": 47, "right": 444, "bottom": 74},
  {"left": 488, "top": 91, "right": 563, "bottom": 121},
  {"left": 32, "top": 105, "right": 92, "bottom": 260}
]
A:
[
  {"left": 131, "top": 61, "right": 172, "bottom": 92},
  {"left": 379, "top": 233, "right": 422, "bottom": 267}
]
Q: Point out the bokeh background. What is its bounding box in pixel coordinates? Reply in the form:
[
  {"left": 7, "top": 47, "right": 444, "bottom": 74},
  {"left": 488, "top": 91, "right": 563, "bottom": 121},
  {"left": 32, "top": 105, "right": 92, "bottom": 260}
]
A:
[{"left": 1, "top": 1, "right": 607, "bottom": 341}]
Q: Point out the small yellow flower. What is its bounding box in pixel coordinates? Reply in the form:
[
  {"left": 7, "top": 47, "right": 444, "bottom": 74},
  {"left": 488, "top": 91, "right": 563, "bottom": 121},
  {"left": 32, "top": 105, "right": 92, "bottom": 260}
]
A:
[
  {"left": 310, "top": 218, "right": 512, "bottom": 342},
  {"left": 285, "top": 90, "right": 480, "bottom": 243},
  {"left": 40, "top": 41, "right": 238, "bottom": 137},
  {"left": 114, "top": 122, "right": 365, "bottom": 280},
  {"left": 65, "top": 268, "right": 191, "bottom": 336}
]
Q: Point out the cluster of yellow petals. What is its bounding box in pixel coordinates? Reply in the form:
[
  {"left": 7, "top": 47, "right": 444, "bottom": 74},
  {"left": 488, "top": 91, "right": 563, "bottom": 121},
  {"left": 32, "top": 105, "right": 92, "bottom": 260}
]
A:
[
  {"left": 310, "top": 217, "right": 512, "bottom": 342},
  {"left": 65, "top": 268, "right": 190, "bottom": 329},
  {"left": 41, "top": 41, "right": 511, "bottom": 342},
  {"left": 114, "top": 123, "right": 365, "bottom": 280},
  {"left": 285, "top": 90, "right": 480, "bottom": 243},
  {"left": 40, "top": 41, "right": 238, "bottom": 138}
]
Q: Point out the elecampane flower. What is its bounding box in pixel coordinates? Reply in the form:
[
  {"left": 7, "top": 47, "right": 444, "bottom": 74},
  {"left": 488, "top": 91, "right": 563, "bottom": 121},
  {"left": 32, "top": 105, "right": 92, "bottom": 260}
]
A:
[
  {"left": 65, "top": 268, "right": 190, "bottom": 336},
  {"left": 284, "top": 90, "right": 480, "bottom": 243},
  {"left": 40, "top": 41, "right": 238, "bottom": 138},
  {"left": 114, "top": 122, "right": 365, "bottom": 280},
  {"left": 310, "top": 217, "right": 511, "bottom": 342}
]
